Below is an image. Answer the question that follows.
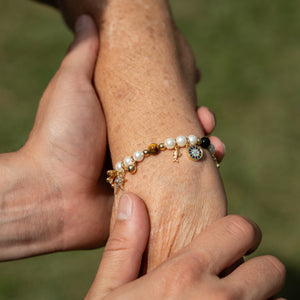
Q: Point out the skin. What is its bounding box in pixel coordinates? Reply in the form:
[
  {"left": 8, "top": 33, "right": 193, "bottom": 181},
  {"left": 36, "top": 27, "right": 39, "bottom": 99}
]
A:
[
  {"left": 54, "top": 0, "right": 227, "bottom": 270},
  {"left": 0, "top": 19, "right": 111, "bottom": 259},
  {"left": 86, "top": 193, "right": 286, "bottom": 300},
  {"left": 0, "top": 15, "right": 224, "bottom": 260},
  {"left": 0, "top": 13, "right": 285, "bottom": 299}
]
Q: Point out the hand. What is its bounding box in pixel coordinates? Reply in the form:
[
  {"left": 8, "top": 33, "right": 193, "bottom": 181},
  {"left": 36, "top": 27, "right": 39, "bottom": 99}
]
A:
[
  {"left": 0, "top": 15, "right": 225, "bottom": 259},
  {"left": 86, "top": 193, "right": 286, "bottom": 300},
  {"left": 20, "top": 15, "right": 113, "bottom": 251}
]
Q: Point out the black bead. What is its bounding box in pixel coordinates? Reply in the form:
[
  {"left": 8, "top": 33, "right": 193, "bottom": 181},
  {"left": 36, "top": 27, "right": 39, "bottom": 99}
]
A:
[{"left": 200, "top": 137, "right": 211, "bottom": 148}]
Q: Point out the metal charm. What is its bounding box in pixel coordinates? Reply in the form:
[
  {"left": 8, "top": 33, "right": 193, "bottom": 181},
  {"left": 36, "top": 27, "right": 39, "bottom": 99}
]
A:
[
  {"left": 187, "top": 145, "right": 204, "bottom": 161},
  {"left": 107, "top": 170, "right": 127, "bottom": 195},
  {"left": 173, "top": 146, "right": 182, "bottom": 162}
]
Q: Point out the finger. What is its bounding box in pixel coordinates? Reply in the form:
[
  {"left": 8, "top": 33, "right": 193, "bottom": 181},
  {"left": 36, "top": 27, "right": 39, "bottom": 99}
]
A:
[
  {"left": 195, "top": 107, "right": 226, "bottom": 162},
  {"left": 195, "top": 68, "right": 202, "bottom": 84},
  {"left": 186, "top": 215, "right": 262, "bottom": 275},
  {"left": 219, "top": 257, "right": 244, "bottom": 278},
  {"left": 209, "top": 136, "right": 226, "bottom": 163},
  {"left": 225, "top": 255, "right": 286, "bottom": 299},
  {"left": 87, "top": 193, "right": 150, "bottom": 298},
  {"left": 196, "top": 106, "right": 216, "bottom": 135},
  {"left": 61, "top": 15, "right": 99, "bottom": 80}
]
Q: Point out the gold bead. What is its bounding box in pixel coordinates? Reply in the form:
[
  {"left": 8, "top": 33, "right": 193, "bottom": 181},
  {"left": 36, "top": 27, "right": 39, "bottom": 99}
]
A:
[
  {"left": 159, "top": 143, "right": 166, "bottom": 151},
  {"left": 107, "top": 170, "right": 116, "bottom": 176},
  {"left": 143, "top": 149, "right": 150, "bottom": 157},
  {"left": 148, "top": 143, "right": 160, "bottom": 155},
  {"left": 197, "top": 138, "right": 201, "bottom": 145},
  {"left": 128, "top": 165, "right": 137, "bottom": 174}
]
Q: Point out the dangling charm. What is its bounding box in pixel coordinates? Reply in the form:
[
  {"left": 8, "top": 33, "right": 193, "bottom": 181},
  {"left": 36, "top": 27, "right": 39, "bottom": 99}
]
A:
[
  {"left": 173, "top": 146, "right": 182, "bottom": 162},
  {"left": 187, "top": 145, "right": 204, "bottom": 161},
  {"left": 113, "top": 172, "right": 126, "bottom": 195},
  {"left": 107, "top": 170, "right": 127, "bottom": 195},
  {"left": 208, "top": 144, "right": 220, "bottom": 168},
  {"left": 106, "top": 170, "right": 117, "bottom": 185}
]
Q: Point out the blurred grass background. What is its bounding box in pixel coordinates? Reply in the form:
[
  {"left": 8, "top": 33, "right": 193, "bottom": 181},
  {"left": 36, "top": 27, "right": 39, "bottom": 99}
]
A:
[{"left": 0, "top": 0, "right": 299, "bottom": 298}]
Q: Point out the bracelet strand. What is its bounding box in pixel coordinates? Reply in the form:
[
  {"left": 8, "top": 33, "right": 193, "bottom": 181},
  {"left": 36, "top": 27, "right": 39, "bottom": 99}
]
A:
[{"left": 107, "top": 135, "right": 219, "bottom": 195}]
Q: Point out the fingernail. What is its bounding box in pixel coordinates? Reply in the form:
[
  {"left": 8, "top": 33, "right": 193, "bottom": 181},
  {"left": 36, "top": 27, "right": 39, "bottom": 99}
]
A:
[
  {"left": 75, "top": 15, "right": 90, "bottom": 32},
  {"left": 117, "top": 194, "right": 132, "bottom": 220},
  {"left": 223, "top": 143, "right": 226, "bottom": 154}
]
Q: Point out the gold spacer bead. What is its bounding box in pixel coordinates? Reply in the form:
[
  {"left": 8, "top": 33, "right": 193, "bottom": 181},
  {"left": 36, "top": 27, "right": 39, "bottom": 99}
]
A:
[
  {"left": 107, "top": 170, "right": 116, "bottom": 176},
  {"left": 148, "top": 143, "right": 160, "bottom": 155},
  {"left": 197, "top": 138, "right": 201, "bottom": 145},
  {"left": 159, "top": 143, "right": 166, "bottom": 151},
  {"left": 128, "top": 165, "right": 137, "bottom": 174},
  {"left": 143, "top": 149, "right": 150, "bottom": 157}
]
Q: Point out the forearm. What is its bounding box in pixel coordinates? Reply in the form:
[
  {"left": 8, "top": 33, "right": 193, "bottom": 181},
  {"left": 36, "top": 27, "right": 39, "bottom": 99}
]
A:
[
  {"left": 0, "top": 152, "right": 63, "bottom": 260},
  {"left": 57, "top": 0, "right": 227, "bottom": 270},
  {"left": 98, "top": 1, "right": 226, "bottom": 269},
  {"left": 97, "top": 2, "right": 200, "bottom": 146}
]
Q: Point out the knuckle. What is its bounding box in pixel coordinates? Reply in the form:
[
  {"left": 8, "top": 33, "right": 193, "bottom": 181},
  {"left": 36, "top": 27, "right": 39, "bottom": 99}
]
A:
[
  {"left": 164, "top": 252, "right": 206, "bottom": 288},
  {"left": 56, "top": 67, "right": 93, "bottom": 93},
  {"left": 226, "top": 215, "right": 257, "bottom": 241},
  {"left": 103, "top": 236, "right": 131, "bottom": 255},
  {"left": 212, "top": 286, "right": 241, "bottom": 300}
]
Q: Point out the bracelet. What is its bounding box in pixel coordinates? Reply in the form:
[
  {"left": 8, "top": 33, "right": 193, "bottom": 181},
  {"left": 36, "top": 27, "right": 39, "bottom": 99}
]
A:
[{"left": 106, "top": 135, "right": 219, "bottom": 195}]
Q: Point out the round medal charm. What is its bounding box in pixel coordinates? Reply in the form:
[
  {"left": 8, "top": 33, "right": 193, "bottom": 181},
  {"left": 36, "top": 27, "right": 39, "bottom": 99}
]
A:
[{"left": 188, "top": 145, "right": 204, "bottom": 161}]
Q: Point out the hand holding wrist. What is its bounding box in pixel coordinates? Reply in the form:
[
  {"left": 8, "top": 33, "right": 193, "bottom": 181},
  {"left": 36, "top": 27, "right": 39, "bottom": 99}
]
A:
[
  {"left": 86, "top": 193, "right": 286, "bottom": 300},
  {"left": 0, "top": 15, "right": 113, "bottom": 260}
]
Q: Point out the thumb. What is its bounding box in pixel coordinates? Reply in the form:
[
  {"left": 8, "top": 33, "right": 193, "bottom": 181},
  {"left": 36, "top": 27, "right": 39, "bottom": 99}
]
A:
[
  {"left": 61, "top": 14, "right": 99, "bottom": 80},
  {"left": 86, "top": 193, "right": 150, "bottom": 299}
]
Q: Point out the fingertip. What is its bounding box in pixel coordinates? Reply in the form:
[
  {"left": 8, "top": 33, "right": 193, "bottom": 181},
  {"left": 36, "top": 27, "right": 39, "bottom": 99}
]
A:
[
  {"left": 121, "top": 193, "right": 150, "bottom": 234},
  {"left": 196, "top": 106, "right": 216, "bottom": 135},
  {"left": 117, "top": 194, "right": 133, "bottom": 220},
  {"left": 75, "top": 14, "right": 95, "bottom": 33},
  {"left": 264, "top": 255, "right": 286, "bottom": 288},
  {"left": 225, "top": 215, "right": 262, "bottom": 255},
  {"left": 209, "top": 136, "right": 225, "bottom": 163},
  {"left": 62, "top": 14, "right": 99, "bottom": 78},
  {"left": 114, "top": 193, "right": 150, "bottom": 252},
  {"left": 70, "top": 14, "right": 98, "bottom": 51}
]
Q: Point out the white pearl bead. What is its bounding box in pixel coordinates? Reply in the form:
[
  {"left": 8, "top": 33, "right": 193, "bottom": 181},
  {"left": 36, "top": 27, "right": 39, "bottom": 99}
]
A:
[
  {"left": 188, "top": 135, "right": 198, "bottom": 146},
  {"left": 124, "top": 156, "right": 134, "bottom": 167},
  {"left": 115, "top": 161, "right": 123, "bottom": 172},
  {"left": 165, "top": 138, "right": 176, "bottom": 149},
  {"left": 176, "top": 136, "right": 187, "bottom": 147},
  {"left": 133, "top": 151, "right": 144, "bottom": 162}
]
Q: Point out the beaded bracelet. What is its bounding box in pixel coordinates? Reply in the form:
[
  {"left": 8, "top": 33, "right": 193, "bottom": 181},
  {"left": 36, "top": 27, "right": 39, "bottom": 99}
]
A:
[{"left": 106, "top": 135, "right": 219, "bottom": 195}]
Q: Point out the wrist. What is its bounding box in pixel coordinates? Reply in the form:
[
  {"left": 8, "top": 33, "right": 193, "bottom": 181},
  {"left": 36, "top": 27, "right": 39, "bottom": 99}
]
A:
[
  {"left": 0, "top": 150, "right": 64, "bottom": 260},
  {"left": 110, "top": 134, "right": 226, "bottom": 270}
]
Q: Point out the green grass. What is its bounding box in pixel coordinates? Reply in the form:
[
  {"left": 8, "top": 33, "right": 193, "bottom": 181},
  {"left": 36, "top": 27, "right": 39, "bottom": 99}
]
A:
[{"left": 0, "top": 0, "right": 299, "bottom": 298}]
